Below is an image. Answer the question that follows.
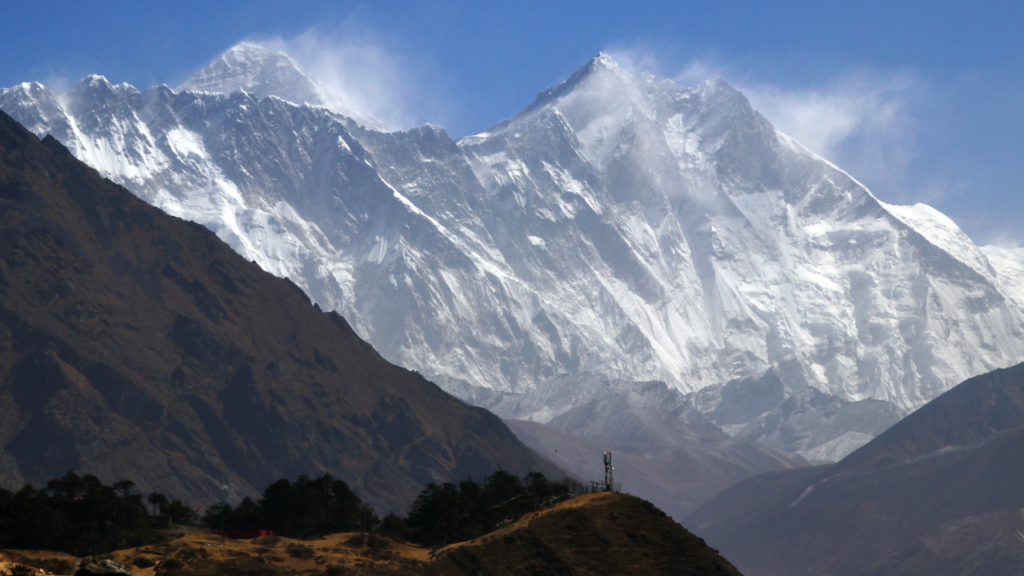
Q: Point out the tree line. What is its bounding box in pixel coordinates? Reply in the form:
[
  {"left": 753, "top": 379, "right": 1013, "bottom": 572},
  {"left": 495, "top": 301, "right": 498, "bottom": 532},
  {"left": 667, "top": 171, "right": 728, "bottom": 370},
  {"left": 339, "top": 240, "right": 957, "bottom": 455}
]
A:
[
  {"left": 0, "top": 470, "right": 578, "bottom": 554},
  {"left": 201, "top": 474, "right": 378, "bottom": 537},
  {"left": 402, "top": 471, "right": 576, "bottom": 545},
  {"left": 0, "top": 472, "right": 177, "bottom": 555},
  {"left": 202, "top": 470, "right": 577, "bottom": 545}
]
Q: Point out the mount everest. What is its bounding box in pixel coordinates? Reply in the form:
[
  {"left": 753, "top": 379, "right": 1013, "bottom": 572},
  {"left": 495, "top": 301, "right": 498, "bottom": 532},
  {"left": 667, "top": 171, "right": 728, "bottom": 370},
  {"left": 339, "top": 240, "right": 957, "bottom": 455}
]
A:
[{"left": 3, "top": 43, "right": 1022, "bottom": 460}]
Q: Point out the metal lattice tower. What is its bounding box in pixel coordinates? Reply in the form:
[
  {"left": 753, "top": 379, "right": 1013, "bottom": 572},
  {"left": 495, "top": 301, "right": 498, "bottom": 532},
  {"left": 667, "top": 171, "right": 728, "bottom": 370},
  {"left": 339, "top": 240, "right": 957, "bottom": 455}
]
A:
[{"left": 603, "top": 451, "right": 614, "bottom": 492}]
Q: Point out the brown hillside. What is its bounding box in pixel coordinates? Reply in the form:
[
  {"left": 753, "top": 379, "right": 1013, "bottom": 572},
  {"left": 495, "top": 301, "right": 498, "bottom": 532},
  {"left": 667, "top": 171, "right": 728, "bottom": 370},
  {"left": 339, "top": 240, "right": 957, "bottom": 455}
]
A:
[
  {"left": 0, "top": 109, "right": 560, "bottom": 509},
  {"left": 1, "top": 493, "right": 745, "bottom": 576}
]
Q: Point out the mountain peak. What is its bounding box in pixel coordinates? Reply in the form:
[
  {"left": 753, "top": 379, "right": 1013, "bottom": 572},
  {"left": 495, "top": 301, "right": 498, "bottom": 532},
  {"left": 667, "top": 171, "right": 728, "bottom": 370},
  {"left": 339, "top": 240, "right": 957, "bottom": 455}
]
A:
[
  {"left": 179, "top": 41, "right": 328, "bottom": 107},
  {"left": 78, "top": 74, "right": 113, "bottom": 89},
  {"left": 224, "top": 40, "right": 273, "bottom": 58},
  {"left": 1, "top": 82, "right": 53, "bottom": 103},
  {"left": 574, "top": 52, "right": 631, "bottom": 85},
  {"left": 590, "top": 52, "right": 621, "bottom": 71},
  {"left": 67, "top": 74, "right": 138, "bottom": 101},
  {"left": 179, "top": 41, "right": 385, "bottom": 130},
  {"left": 10, "top": 81, "right": 46, "bottom": 92},
  {"left": 696, "top": 76, "right": 743, "bottom": 97},
  {"left": 504, "top": 52, "right": 635, "bottom": 126}
]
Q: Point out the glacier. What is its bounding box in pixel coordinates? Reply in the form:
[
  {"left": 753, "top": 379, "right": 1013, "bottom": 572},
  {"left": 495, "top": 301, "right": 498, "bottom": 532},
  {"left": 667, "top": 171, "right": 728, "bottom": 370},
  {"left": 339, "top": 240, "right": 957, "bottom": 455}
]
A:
[{"left": 3, "top": 44, "right": 1022, "bottom": 460}]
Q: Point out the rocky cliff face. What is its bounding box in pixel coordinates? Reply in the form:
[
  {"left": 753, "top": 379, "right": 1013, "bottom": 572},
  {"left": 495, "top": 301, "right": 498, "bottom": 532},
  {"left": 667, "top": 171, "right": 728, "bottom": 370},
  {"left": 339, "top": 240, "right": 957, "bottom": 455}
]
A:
[
  {"left": 0, "top": 109, "right": 560, "bottom": 508},
  {"left": 2, "top": 44, "right": 1022, "bottom": 459}
]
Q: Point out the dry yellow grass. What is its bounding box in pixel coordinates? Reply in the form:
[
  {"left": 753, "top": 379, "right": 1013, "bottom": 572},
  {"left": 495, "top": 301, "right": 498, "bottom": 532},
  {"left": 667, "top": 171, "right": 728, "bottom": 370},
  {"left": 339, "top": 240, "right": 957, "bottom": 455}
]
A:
[{"left": 2, "top": 494, "right": 744, "bottom": 576}]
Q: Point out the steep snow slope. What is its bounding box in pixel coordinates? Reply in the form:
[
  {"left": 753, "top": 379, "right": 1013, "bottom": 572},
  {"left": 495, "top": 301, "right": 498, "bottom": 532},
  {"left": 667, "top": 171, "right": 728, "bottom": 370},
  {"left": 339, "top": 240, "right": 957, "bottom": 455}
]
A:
[
  {"left": 459, "top": 54, "right": 1024, "bottom": 410},
  {"left": 982, "top": 244, "right": 1024, "bottom": 309},
  {"left": 0, "top": 67, "right": 570, "bottom": 402},
  {"left": 2, "top": 46, "right": 1023, "bottom": 455},
  {"left": 1, "top": 77, "right": 359, "bottom": 317}
]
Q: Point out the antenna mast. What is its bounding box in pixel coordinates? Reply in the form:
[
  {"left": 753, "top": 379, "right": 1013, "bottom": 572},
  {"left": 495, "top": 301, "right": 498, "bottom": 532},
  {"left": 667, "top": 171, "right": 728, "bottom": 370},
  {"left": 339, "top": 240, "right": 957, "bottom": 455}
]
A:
[{"left": 603, "top": 451, "right": 614, "bottom": 492}]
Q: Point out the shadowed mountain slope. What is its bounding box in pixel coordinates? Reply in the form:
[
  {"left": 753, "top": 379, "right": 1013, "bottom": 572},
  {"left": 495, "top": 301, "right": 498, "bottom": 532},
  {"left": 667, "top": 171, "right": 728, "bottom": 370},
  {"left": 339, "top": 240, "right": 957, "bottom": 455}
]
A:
[
  {"left": 0, "top": 110, "right": 560, "bottom": 510},
  {"left": 686, "top": 362, "right": 1024, "bottom": 576}
]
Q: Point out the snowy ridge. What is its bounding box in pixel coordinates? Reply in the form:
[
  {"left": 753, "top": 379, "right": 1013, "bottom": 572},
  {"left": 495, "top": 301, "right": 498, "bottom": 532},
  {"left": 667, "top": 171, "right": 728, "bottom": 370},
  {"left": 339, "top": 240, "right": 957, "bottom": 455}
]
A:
[
  {"left": 982, "top": 244, "right": 1024, "bottom": 309},
  {"left": 179, "top": 42, "right": 385, "bottom": 131},
  {"left": 3, "top": 47, "right": 1024, "bottom": 458},
  {"left": 882, "top": 201, "right": 997, "bottom": 281},
  {"left": 458, "top": 56, "right": 1024, "bottom": 409}
]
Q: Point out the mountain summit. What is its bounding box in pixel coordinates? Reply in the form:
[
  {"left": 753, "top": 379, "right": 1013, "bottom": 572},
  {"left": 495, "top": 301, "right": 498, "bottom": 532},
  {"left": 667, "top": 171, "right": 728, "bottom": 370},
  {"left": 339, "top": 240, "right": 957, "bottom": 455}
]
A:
[
  {"left": 2, "top": 51, "right": 1023, "bottom": 465},
  {"left": 179, "top": 42, "right": 327, "bottom": 105},
  {"left": 180, "top": 42, "right": 384, "bottom": 130},
  {"left": 459, "top": 53, "right": 1024, "bottom": 410}
]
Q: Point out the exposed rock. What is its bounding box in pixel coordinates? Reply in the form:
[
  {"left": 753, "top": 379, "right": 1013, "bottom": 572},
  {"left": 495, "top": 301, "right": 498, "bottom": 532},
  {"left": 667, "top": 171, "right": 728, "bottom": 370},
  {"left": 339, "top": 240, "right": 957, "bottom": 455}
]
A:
[{"left": 75, "top": 560, "right": 130, "bottom": 576}]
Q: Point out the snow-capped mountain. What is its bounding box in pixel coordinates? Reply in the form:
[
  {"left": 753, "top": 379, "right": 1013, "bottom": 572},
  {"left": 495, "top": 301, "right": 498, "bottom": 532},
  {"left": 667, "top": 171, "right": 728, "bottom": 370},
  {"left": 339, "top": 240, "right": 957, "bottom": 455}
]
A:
[
  {"left": 179, "top": 41, "right": 385, "bottom": 130},
  {"left": 457, "top": 54, "right": 1024, "bottom": 409},
  {"left": 2, "top": 44, "right": 1022, "bottom": 459}
]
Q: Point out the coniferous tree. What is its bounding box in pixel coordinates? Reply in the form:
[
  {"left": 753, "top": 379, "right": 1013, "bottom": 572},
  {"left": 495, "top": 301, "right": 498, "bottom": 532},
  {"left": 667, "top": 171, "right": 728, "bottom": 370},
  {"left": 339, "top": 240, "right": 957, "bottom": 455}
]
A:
[
  {"left": 0, "top": 471, "right": 159, "bottom": 554},
  {"left": 404, "top": 471, "right": 572, "bottom": 545},
  {"left": 201, "top": 473, "right": 377, "bottom": 537},
  {"left": 147, "top": 493, "right": 169, "bottom": 518}
]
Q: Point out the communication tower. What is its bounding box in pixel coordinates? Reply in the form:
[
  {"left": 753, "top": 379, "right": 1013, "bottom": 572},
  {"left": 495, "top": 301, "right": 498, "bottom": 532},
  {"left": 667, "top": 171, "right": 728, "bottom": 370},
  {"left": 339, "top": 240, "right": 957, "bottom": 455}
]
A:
[{"left": 603, "top": 451, "right": 614, "bottom": 492}]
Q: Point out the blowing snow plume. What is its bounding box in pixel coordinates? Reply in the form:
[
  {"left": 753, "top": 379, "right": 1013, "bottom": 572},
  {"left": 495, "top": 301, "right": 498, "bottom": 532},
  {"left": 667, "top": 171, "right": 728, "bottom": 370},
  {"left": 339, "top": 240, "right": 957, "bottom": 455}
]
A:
[
  {"left": 606, "top": 46, "right": 925, "bottom": 202},
  {"left": 249, "top": 26, "right": 450, "bottom": 131}
]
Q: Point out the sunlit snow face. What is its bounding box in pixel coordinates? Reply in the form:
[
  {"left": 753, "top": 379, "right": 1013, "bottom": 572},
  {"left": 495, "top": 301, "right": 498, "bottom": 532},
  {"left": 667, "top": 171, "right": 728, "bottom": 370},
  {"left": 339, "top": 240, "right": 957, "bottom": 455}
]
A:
[
  {"left": 179, "top": 41, "right": 387, "bottom": 131},
  {"left": 547, "top": 59, "right": 654, "bottom": 170},
  {"left": 2, "top": 49, "right": 1021, "bottom": 424}
]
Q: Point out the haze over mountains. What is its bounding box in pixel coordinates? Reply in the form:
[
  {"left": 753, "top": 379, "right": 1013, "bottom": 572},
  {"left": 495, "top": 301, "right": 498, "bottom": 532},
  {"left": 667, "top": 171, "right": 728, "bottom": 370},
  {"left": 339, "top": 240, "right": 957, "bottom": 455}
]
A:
[
  {"left": 2, "top": 42, "right": 1023, "bottom": 467},
  {"left": 501, "top": 373, "right": 806, "bottom": 519},
  {"left": 688, "top": 361, "right": 1024, "bottom": 576}
]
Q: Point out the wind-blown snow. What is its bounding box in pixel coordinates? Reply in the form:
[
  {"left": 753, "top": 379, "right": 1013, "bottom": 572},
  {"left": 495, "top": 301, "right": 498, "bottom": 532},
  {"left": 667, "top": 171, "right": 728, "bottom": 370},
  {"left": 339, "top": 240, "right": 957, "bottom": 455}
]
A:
[
  {"left": 3, "top": 47, "right": 1023, "bottom": 452},
  {"left": 456, "top": 55, "right": 1024, "bottom": 410},
  {"left": 179, "top": 42, "right": 386, "bottom": 131}
]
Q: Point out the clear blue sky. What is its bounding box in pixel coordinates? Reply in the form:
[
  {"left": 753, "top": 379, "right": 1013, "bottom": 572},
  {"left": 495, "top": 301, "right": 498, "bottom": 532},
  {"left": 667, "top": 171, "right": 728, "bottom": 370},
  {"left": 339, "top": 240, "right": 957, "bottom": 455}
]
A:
[{"left": 3, "top": 1, "right": 1021, "bottom": 243}]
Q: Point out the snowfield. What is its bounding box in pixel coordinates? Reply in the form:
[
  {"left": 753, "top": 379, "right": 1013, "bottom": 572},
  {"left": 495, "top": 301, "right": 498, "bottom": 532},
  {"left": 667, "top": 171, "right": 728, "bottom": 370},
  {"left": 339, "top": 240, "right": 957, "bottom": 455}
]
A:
[{"left": 3, "top": 45, "right": 1022, "bottom": 460}]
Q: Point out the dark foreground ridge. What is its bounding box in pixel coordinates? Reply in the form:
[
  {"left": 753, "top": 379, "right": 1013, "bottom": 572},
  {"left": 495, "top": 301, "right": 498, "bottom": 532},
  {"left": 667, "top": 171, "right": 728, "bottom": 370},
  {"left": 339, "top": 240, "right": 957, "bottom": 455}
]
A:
[
  {"left": 687, "top": 362, "right": 1024, "bottom": 576},
  {"left": 1, "top": 493, "right": 745, "bottom": 576},
  {"left": 0, "top": 109, "right": 560, "bottom": 509},
  {"left": 0, "top": 469, "right": 575, "bottom": 558}
]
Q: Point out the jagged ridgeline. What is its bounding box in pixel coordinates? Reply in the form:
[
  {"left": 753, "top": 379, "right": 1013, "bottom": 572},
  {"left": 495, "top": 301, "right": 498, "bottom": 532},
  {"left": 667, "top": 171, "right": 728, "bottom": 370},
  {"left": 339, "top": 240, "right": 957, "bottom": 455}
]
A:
[
  {"left": 0, "top": 109, "right": 561, "bottom": 509},
  {"left": 2, "top": 45, "right": 1021, "bottom": 427}
]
